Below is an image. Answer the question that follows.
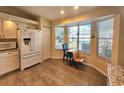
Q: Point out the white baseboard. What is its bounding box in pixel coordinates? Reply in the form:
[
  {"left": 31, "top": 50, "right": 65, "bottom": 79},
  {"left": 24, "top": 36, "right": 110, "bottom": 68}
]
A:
[{"left": 84, "top": 63, "right": 107, "bottom": 77}]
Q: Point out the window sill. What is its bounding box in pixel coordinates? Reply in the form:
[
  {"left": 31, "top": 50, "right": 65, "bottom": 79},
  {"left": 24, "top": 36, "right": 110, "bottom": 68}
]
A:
[
  {"left": 79, "top": 51, "right": 111, "bottom": 63},
  {"left": 96, "top": 55, "right": 111, "bottom": 63}
]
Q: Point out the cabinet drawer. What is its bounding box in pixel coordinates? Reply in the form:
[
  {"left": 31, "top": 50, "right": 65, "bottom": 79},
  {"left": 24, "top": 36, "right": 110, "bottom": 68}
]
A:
[
  {"left": 21, "top": 53, "right": 41, "bottom": 69},
  {"left": 0, "top": 51, "right": 19, "bottom": 57}
]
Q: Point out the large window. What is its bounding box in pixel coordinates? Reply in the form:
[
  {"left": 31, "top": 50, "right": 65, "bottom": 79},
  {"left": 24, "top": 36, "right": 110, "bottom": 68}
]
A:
[
  {"left": 54, "top": 16, "right": 114, "bottom": 61},
  {"left": 55, "top": 27, "right": 64, "bottom": 49},
  {"left": 79, "top": 24, "right": 91, "bottom": 53},
  {"left": 67, "top": 26, "right": 78, "bottom": 49},
  {"left": 97, "top": 18, "right": 114, "bottom": 60}
]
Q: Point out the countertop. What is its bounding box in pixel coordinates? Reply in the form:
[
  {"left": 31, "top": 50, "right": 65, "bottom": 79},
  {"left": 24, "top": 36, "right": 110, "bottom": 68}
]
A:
[{"left": 108, "top": 64, "right": 124, "bottom": 86}]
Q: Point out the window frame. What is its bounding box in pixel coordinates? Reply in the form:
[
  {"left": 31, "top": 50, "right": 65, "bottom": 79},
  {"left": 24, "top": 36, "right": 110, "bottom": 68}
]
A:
[
  {"left": 55, "top": 26, "right": 65, "bottom": 50},
  {"left": 79, "top": 23, "right": 92, "bottom": 54},
  {"left": 96, "top": 17, "right": 114, "bottom": 61},
  {"left": 67, "top": 26, "right": 78, "bottom": 49}
]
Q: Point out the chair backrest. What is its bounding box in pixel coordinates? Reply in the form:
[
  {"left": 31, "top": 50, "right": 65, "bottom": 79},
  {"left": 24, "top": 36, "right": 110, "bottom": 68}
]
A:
[{"left": 62, "top": 43, "right": 68, "bottom": 52}]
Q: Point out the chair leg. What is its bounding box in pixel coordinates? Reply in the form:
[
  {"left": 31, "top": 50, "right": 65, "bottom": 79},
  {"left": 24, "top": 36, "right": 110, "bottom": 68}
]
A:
[
  {"left": 63, "top": 55, "right": 65, "bottom": 62},
  {"left": 63, "top": 57, "right": 64, "bottom": 61},
  {"left": 75, "top": 62, "right": 82, "bottom": 69},
  {"left": 69, "top": 60, "right": 72, "bottom": 66},
  {"left": 73, "top": 62, "right": 79, "bottom": 69}
]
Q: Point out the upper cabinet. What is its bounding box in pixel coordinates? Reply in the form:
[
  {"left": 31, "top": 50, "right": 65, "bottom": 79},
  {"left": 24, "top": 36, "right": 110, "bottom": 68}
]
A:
[
  {"left": 19, "top": 23, "right": 37, "bottom": 30},
  {"left": 1, "top": 20, "right": 37, "bottom": 39},
  {"left": 0, "top": 12, "right": 38, "bottom": 39},
  {"left": 27, "top": 24, "right": 37, "bottom": 29},
  {"left": 3, "top": 20, "right": 18, "bottom": 38}
]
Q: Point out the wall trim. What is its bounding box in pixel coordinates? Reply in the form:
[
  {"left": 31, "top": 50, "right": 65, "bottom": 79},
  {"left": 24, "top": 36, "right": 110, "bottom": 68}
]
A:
[{"left": 84, "top": 62, "right": 107, "bottom": 77}]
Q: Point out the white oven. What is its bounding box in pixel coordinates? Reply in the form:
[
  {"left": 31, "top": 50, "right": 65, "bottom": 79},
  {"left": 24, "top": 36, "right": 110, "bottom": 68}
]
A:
[{"left": 0, "top": 42, "right": 16, "bottom": 51}]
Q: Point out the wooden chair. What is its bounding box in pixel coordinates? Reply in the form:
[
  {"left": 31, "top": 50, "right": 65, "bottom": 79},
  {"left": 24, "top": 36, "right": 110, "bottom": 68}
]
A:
[
  {"left": 62, "top": 43, "right": 69, "bottom": 61},
  {"left": 67, "top": 50, "right": 86, "bottom": 68}
]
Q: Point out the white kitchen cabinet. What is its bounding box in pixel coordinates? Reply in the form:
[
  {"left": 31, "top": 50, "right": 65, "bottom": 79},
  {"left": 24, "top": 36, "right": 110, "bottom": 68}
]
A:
[
  {"left": 27, "top": 24, "right": 37, "bottom": 29},
  {"left": 42, "top": 27, "right": 51, "bottom": 60},
  {"left": 19, "top": 23, "right": 37, "bottom": 30},
  {"left": 3, "top": 20, "right": 18, "bottom": 38},
  {"left": 0, "top": 50, "right": 19, "bottom": 75}
]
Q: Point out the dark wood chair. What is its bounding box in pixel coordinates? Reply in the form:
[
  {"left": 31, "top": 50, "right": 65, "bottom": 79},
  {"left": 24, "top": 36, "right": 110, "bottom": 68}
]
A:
[
  {"left": 67, "top": 51, "right": 86, "bottom": 68},
  {"left": 62, "top": 43, "right": 69, "bottom": 61}
]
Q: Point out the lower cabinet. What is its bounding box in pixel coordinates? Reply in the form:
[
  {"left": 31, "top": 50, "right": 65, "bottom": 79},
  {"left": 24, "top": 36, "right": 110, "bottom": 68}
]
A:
[{"left": 0, "top": 50, "right": 19, "bottom": 75}]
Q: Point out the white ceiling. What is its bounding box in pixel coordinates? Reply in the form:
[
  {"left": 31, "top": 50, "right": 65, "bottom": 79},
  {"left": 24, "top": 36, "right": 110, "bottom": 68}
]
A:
[{"left": 14, "top": 6, "right": 98, "bottom": 21}]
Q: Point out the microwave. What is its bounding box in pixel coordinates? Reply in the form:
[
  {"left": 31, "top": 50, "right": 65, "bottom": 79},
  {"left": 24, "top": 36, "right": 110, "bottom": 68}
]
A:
[{"left": 0, "top": 41, "right": 16, "bottom": 51}]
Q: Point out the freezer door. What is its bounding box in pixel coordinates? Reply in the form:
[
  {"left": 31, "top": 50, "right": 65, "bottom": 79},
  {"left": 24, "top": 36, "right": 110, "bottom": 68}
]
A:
[
  {"left": 34, "top": 30, "right": 42, "bottom": 53},
  {"left": 21, "top": 52, "right": 42, "bottom": 70}
]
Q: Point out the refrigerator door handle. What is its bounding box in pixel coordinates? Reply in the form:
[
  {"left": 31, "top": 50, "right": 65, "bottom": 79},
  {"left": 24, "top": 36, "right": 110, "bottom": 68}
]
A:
[{"left": 22, "top": 52, "right": 41, "bottom": 58}]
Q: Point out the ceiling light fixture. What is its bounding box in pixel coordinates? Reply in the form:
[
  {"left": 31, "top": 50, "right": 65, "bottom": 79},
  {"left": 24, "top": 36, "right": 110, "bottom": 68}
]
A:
[
  {"left": 60, "top": 10, "right": 64, "bottom": 14},
  {"left": 74, "top": 6, "right": 79, "bottom": 10}
]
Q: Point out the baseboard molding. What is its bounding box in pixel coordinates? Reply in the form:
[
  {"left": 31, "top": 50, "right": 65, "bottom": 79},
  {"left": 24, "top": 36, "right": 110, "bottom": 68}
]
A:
[
  {"left": 84, "top": 63, "right": 107, "bottom": 77},
  {"left": 52, "top": 57, "right": 63, "bottom": 59}
]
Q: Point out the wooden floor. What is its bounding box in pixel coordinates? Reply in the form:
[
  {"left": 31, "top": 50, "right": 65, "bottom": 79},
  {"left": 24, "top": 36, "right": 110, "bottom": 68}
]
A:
[{"left": 0, "top": 59, "right": 107, "bottom": 86}]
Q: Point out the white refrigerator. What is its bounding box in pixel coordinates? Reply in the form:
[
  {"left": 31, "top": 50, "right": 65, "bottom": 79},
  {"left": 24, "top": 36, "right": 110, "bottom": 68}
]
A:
[{"left": 19, "top": 29, "right": 42, "bottom": 70}]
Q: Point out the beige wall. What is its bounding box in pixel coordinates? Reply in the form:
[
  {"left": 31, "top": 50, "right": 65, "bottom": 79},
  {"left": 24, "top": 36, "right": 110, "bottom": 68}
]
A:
[{"left": 51, "top": 7, "right": 121, "bottom": 75}]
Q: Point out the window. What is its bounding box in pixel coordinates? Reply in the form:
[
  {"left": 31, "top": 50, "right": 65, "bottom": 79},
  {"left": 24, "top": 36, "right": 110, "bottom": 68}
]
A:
[
  {"left": 79, "top": 24, "right": 91, "bottom": 53},
  {"left": 67, "top": 26, "right": 78, "bottom": 49},
  {"left": 55, "top": 27, "right": 64, "bottom": 49},
  {"left": 97, "top": 17, "right": 114, "bottom": 60}
]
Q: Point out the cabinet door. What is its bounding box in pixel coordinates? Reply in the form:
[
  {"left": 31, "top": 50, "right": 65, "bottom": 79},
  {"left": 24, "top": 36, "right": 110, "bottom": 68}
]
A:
[
  {"left": 0, "top": 18, "right": 3, "bottom": 38},
  {"left": 42, "top": 27, "right": 51, "bottom": 60},
  {"left": 20, "top": 23, "right": 36, "bottom": 30},
  {"left": 0, "top": 51, "right": 19, "bottom": 75},
  {"left": 27, "top": 24, "right": 37, "bottom": 29},
  {"left": 34, "top": 31, "right": 42, "bottom": 52},
  {"left": 3, "top": 20, "right": 18, "bottom": 38}
]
